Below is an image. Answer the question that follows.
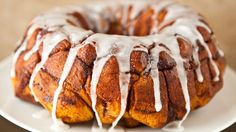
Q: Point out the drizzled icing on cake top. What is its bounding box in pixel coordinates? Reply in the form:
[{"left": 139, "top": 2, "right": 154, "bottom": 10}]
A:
[{"left": 11, "top": 0, "right": 223, "bottom": 131}]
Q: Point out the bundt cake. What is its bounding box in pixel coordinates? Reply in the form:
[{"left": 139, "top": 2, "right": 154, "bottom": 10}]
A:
[{"left": 11, "top": 0, "right": 226, "bottom": 130}]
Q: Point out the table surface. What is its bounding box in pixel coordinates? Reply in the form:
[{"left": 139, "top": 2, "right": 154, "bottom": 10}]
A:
[{"left": 0, "top": 0, "right": 235, "bottom": 131}]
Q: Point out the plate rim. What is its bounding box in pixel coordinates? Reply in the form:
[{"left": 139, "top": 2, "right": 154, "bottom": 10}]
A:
[{"left": 0, "top": 55, "right": 39, "bottom": 132}]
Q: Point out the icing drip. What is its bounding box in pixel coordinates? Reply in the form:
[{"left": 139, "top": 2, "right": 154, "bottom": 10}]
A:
[
  {"left": 148, "top": 45, "right": 167, "bottom": 111},
  {"left": 24, "top": 31, "right": 43, "bottom": 61},
  {"left": 86, "top": 7, "right": 109, "bottom": 33},
  {"left": 85, "top": 35, "right": 115, "bottom": 128},
  {"left": 11, "top": 24, "right": 39, "bottom": 77},
  {"left": 132, "top": 44, "right": 161, "bottom": 116},
  {"left": 51, "top": 45, "right": 79, "bottom": 130},
  {"left": 85, "top": 34, "right": 136, "bottom": 129},
  {"left": 166, "top": 37, "right": 190, "bottom": 130},
  {"left": 12, "top": 6, "right": 89, "bottom": 101},
  {"left": 50, "top": 120, "right": 69, "bottom": 131},
  {"left": 90, "top": 55, "right": 111, "bottom": 128},
  {"left": 51, "top": 27, "right": 92, "bottom": 130},
  {"left": 121, "top": 5, "right": 129, "bottom": 31},
  {"left": 110, "top": 73, "right": 130, "bottom": 130},
  {"left": 159, "top": 3, "right": 220, "bottom": 82},
  {"left": 29, "top": 31, "right": 67, "bottom": 101},
  {"left": 150, "top": 12, "right": 158, "bottom": 34},
  {"left": 128, "top": 3, "right": 147, "bottom": 35},
  {"left": 11, "top": 0, "right": 224, "bottom": 130},
  {"left": 129, "top": 3, "right": 146, "bottom": 20},
  {"left": 135, "top": 34, "right": 190, "bottom": 130},
  {"left": 150, "top": 0, "right": 174, "bottom": 34},
  {"left": 110, "top": 44, "right": 133, "bottom": 130},
  {"left": 139, "top": 35, "right": 190, "bottom": 130},
  {"left": 140, "top": 41, "right": 170, "bottom": 112},
  {"left": 32, "top": 109, "right": 50, "bottom": 119},
  {"left": 212, "top": 35, "right": 224, "bottom": 57},
  {"left": 91, "top": 121, "right": 106, "bottom": 132},
  {"left": 25, "top": 14, "right": 92, "bottom": 127},
  {"left": 11, "top": 40, "right": 24, "bottom": 77},
  {"left": 196, "top": 23, "right": 220, "bottom": 81}
]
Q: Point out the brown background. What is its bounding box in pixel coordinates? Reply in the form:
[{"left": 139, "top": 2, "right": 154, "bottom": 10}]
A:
[{"left": 0, "top": 0, "right": 235, "bottom": 131}]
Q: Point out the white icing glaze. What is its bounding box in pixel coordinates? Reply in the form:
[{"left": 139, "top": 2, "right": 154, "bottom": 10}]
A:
[
  {"left": 24, "top": 31, "right": 42, "bottom": 61},
  {"left": 29, "top": 31, "right": 68, "bottom": 102},
  {"left": 149, "top": 45, "right": 165, "bottom": 111},
  {"left": 91, "top": 121, "right": 108, "bottom": 132},
  {"left": 168, "top": 37, "right": 190, "bottom": 129},
  {"left": 140, "top": 35, "right": 191, "bottom": 125},
  {"left": 140, "top": 35, "right": 191, "bottom": 130},
  {"left": 128, "top": 2, "right": 147, "bottom": 35},
  {"left": 11, "top": 0, "right": 224, "bottom": 130},
  {"left": 121, "top": 5, "right": 129, "bottom": 35},
  {"left": 90, "top": 55, "right": 111, "bottom": 128},
  {"left": 50, "top": 26, "right": 92, "bottom": 130},
  {"left": 14, "top": 6, "right": 90, "bottom": 101},
  {"left": 11, "top": 24, "right": 39, "bottom": 77},
  {"left": 51, "top": 45, "right": 79, "bottom": 130},
  {"left": 150, "top": 0, "right": 174, "bottom": 34},
  {"left": 163, "top": 122, "right": 184, "bottom": 132},
  {"left": 129, "top": 2, "right": 147, "bottom": 20},
  {"left": 84, "top": 34, "right": 137, "bottom": 129},
  {"left": 212, "top": 35, "right": 224, "bottom": 57},
  {"left": 50, "top": 119, "right": 70, "bottom": 131},
  {"left": 32, "top": 109, "right": 50, "bottom": 119},
  {"left": 51, "top": 26, "right": 92, "bottom": 128},
  {"left": 159, "top": 2, "right": 220, "bottom": 82},
  {"left": 91, "top": 121, "right": 126, "bottom": 132},
  {"left": 110, "top": 73, "right": 130, "bottom": 130}
]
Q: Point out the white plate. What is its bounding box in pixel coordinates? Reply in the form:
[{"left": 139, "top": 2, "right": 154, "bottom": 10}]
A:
[{"left": 0, "top": 56, "right": 235, "bottom": 132}]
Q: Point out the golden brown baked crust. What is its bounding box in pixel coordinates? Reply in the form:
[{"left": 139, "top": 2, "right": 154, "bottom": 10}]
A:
[{"left": 11, "top": 3, "right": 225, "bottom": 128}]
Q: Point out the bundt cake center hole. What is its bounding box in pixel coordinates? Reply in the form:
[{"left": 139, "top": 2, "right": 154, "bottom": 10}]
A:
[{"left": 71, "top": 12, "right": 153, "bottom": 36}]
